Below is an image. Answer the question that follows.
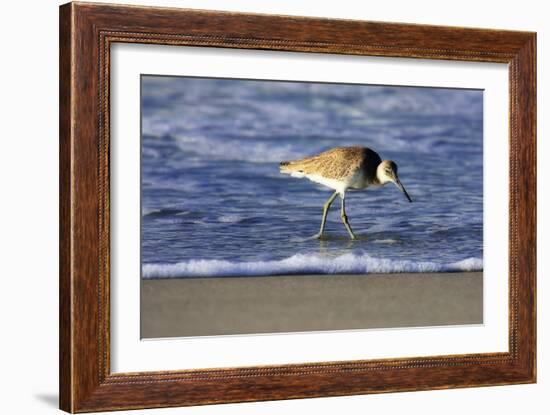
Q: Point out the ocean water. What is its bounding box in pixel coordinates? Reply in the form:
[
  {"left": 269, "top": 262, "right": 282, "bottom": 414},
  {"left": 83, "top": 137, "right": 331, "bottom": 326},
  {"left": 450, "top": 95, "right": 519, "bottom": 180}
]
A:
[{"left": 141, "top": 76, "right": 483, "bottom": 278}]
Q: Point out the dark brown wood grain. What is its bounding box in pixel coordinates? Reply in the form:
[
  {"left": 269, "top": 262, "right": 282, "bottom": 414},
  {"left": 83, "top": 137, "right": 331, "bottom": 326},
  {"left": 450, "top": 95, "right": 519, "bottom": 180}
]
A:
[
  {"left": 59, "top": 2, "right": 536, "bottom": 412},
  {"left": 59, "top": 3, "right": 73, "bottom": 411}
]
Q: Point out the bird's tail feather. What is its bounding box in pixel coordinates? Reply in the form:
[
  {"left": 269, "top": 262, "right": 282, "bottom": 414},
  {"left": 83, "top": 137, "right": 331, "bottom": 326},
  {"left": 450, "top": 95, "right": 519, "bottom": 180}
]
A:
[
  {"left": 279, "top": 161, "right": 295, "bottom": 174},
  {"left": 280, "top": 161, "right": 306, "bottom": 178}
]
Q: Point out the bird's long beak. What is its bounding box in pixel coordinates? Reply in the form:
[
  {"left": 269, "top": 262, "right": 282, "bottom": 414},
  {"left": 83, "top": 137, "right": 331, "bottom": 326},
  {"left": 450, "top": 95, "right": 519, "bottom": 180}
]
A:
[{"left": 395, "top": 178, "right": 412, "bottom": 202}]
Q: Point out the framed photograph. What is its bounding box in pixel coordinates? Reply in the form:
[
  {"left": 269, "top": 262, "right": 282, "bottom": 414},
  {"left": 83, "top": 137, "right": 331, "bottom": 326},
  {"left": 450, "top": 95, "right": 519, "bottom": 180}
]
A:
[{"left": 59, "top": 2, "right": 536, "bottom": 412}]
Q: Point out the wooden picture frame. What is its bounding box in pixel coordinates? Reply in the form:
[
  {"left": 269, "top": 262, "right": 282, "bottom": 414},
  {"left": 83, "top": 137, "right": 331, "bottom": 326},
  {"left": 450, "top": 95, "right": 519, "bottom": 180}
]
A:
[{"left": 59, "top": 2, "right": 536, "bottom": 412}]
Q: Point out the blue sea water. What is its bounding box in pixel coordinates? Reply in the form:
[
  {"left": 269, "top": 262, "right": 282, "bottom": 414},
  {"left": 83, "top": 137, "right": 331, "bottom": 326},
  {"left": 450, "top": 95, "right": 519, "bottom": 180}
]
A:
[{"left": 141, "top": 76, "right": 483, "bottom": 278}]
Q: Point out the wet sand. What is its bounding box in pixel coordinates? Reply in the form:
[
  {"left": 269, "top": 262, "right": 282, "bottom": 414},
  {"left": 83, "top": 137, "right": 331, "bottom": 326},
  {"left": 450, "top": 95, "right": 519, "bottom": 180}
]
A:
[{"left": 141, "top": 272, "right": 482, "bottom": 338}]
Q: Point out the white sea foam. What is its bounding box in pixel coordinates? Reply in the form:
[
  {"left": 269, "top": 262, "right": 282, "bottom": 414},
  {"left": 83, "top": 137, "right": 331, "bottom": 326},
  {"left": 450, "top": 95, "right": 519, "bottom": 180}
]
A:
[
  {"left": 172, "top": 135, "right": 298, "bottom": 163},
  {"left": 372, "top": 239, "right": 399, "bottom": 244},
  {"left": 141, "top": 208, "right": 162, "bottom": 216},
  {"left": 142, "top": 253, "right": 483, "bottom": 279},
  {"left": 217, "top": 214, "right": 245, "bottom": 223}
]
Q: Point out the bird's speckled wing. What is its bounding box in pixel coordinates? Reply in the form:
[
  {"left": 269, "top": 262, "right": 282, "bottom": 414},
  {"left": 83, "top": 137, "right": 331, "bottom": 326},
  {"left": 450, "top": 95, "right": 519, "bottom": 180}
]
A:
[{"left": 280, "top": 147, "right": 381, "bottom": 180}]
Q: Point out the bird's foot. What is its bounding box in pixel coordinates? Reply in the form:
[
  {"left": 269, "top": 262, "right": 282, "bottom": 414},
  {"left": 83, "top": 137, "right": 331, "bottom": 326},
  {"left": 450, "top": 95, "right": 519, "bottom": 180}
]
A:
[{"left": 310, "top": 232, "right": 329, "bottom": 240}]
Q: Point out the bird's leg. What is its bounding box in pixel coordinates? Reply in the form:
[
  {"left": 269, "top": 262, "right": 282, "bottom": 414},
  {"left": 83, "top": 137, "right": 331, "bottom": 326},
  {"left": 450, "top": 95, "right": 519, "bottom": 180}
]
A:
[
  {"left": 340, "top": 194, "right": 356, "bottom": 240},
  {"left": 314, "top": 191, "right": 338, "bottom": 239}
]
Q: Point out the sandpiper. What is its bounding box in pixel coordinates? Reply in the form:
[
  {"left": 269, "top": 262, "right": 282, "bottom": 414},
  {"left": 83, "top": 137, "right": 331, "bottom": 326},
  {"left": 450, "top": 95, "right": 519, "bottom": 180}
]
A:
[{"left": 280, "top": 146, "right": 412, "bottom": 239}]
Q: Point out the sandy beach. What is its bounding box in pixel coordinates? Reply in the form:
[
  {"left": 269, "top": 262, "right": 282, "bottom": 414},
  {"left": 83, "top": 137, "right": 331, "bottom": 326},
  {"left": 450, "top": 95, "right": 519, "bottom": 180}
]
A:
[{"left": 141, "top": 272, "right": 482, "bottom": 338}]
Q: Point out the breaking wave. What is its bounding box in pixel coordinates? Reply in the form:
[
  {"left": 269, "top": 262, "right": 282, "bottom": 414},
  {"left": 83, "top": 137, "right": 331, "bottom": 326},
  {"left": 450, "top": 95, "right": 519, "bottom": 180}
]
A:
[{"left": 142, "top": 253, "right": 482, "bottom": 279}]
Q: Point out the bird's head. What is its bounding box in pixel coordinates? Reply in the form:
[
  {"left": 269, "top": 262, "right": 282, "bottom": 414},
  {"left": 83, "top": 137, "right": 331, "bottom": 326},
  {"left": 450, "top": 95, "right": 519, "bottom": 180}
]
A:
[{"left": 376, "top": 160, "right": 412, "bottom": 203}]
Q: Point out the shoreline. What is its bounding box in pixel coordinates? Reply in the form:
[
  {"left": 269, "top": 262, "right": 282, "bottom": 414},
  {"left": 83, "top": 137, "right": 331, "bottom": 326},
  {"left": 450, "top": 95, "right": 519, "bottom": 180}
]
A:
[{"left": 141, "top": 271, "right": 483, "bottom": 338}]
